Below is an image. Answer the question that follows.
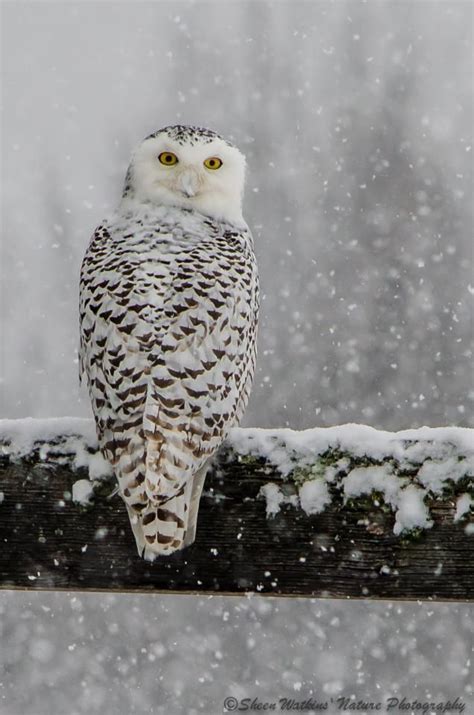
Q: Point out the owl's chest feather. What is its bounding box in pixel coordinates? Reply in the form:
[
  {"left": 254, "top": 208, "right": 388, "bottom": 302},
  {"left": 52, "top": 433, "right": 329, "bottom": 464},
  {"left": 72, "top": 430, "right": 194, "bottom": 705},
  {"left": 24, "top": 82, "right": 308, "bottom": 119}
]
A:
[{"left": 80, "top": 208, "right": 257, "bottom": 356}]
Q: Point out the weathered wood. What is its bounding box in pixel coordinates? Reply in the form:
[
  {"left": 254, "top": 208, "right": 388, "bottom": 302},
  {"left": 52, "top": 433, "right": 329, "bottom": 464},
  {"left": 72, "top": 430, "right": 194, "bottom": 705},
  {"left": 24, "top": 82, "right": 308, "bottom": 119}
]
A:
[{"left": 0, "top": 435, "right": 472, "bottom": 600}]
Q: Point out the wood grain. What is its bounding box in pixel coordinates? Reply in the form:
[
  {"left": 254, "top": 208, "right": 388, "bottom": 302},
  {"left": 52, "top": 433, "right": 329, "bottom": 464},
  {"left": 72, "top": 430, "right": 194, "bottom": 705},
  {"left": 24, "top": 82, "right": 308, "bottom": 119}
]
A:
[{"left": 0, "top": 453, "right": 472, "bottom": 600}]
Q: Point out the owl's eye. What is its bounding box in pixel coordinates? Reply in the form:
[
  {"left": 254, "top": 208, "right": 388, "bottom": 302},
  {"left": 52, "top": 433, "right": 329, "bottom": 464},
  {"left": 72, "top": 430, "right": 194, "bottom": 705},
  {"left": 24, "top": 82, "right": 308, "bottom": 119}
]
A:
[
  {"left": 158, "top": 152, "right": 179, "bottom": 166},
  {"left": 203, "top": 157, "right": 222, "bottom": 170}
]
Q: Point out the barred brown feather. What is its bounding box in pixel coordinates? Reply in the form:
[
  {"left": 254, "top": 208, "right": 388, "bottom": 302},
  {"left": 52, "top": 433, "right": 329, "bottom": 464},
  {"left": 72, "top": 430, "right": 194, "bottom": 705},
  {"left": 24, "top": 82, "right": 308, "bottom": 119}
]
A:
[{"left": 79, "top": 126, "right": 259, "bottom": 559}]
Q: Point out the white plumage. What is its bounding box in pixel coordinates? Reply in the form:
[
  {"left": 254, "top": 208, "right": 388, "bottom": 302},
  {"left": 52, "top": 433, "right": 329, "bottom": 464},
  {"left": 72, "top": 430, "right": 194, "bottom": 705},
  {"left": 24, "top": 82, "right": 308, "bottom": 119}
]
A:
[{"left": 79, "top": 125, "right": 259, "bottom": 559}]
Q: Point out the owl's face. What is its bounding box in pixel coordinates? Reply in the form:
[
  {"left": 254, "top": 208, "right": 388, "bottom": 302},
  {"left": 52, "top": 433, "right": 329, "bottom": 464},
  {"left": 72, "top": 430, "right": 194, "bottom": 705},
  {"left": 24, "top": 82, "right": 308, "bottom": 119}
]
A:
[{"left": 125, "top": 126, "right": 247, "bottom": 226}]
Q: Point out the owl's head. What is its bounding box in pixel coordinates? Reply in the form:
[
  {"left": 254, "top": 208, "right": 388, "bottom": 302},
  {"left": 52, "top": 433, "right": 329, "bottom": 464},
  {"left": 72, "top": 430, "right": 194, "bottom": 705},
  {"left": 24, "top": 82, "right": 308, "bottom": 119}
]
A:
[{"left": 122, "top": 125, "right": 247, "bottom": 226}]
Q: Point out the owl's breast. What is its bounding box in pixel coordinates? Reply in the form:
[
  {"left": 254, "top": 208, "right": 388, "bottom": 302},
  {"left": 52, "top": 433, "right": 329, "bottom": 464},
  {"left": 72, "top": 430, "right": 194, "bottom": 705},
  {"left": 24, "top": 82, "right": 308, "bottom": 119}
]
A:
[{"left": 81, "top": 207, "right": 257, "bottom": 361}]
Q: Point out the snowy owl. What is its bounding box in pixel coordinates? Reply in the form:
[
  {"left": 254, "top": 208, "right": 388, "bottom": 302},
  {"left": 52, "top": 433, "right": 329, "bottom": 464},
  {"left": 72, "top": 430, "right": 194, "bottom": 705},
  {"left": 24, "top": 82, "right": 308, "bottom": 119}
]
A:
[{"left": 79, "top": 125, "right": 259, "bottom": 560}]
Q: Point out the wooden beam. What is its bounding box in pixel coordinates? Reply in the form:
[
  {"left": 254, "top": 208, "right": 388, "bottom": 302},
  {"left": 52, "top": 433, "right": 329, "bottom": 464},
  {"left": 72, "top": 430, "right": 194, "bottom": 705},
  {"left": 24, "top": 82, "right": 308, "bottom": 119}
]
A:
[{"left": 0, "top": 421, "right": 472, "bottom": 600}]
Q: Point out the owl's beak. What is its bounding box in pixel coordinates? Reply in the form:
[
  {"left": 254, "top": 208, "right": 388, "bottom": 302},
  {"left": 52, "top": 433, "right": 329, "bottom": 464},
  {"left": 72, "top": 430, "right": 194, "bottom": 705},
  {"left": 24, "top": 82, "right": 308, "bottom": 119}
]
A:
[{"left": 178, "top": 169, "right": 200, "bottom": 198}]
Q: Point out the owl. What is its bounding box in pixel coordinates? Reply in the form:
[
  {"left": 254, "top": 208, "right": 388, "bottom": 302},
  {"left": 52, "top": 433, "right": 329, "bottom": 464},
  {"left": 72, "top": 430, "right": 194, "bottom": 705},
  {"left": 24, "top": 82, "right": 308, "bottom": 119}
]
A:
[{"left": 79, "top": 125, "right": 259, "bottom": 560}]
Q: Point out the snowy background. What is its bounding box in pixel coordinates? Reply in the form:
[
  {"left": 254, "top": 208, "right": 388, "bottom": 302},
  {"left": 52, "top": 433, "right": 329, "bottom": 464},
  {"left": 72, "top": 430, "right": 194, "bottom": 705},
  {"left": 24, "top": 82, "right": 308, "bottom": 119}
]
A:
[{"left": 1, "top": 1, "right": 472, "bottom": 714}]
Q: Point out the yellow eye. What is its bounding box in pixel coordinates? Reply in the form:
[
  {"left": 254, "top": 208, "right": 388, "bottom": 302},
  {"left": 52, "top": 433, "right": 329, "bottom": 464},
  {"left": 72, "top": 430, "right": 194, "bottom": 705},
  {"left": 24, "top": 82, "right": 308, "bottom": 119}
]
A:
[
  {"left": 203, "top": 156, "right": 222, "bottom": 170},
  {"left": 158, "top": 152, "right": 179, "bottom": 166}
]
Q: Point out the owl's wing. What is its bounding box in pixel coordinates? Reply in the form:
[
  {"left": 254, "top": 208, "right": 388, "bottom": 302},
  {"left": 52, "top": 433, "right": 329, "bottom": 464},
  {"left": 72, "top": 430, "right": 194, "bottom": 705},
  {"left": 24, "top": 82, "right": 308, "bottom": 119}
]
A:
[
  {"left": 136, "top": 233, "right": 259, "bottom": 554},
  {"left": 79, "top": 222, "right": 152, "bottom": 467}
]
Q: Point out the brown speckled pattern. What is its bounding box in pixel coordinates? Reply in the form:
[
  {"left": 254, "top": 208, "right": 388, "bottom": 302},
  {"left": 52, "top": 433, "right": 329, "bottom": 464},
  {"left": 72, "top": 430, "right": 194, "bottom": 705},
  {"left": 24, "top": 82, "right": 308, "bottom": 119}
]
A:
[{"left": 79, "top": 202, "right": 259, "bottom": 559}]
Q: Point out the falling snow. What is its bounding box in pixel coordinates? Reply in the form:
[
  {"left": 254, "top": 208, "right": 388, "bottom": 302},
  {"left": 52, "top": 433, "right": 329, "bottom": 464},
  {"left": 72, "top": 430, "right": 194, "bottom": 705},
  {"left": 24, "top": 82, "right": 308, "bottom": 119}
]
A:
[{"left": 1, "top": 0, "right": 473, "bottom": 713}]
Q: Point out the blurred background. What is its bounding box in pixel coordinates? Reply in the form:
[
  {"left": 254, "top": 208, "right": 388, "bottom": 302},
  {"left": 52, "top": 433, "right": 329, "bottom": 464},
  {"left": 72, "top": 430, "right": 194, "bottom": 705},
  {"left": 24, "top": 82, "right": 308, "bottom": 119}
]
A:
[
  {"left": 1, "top": 2, "right": 472, "bottom": 714},
  {"left": 1, "top": 0, "right": 472, "bottom": 429}
]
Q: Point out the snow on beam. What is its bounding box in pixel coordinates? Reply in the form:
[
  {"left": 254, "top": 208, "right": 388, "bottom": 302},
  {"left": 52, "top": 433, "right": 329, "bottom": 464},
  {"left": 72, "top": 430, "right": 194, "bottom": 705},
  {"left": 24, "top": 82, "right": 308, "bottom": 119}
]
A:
[{"left": 0, "top": 418, "right": 473, "bottom": 599}]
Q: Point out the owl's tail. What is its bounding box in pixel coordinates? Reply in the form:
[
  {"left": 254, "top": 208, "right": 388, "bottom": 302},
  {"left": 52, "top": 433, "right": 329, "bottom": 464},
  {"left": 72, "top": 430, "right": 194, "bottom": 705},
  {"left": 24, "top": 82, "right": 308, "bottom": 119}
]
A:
[
  {"left": 103, "top": 422, "right": 209, "bottom": 559},
  {"left": 126, "top": 486, "right": 190, "bottom": 560},
  {"left": 125, "top": 463, "right": 208, "bottom": 560},
  {"left": 115, "top": 441, "right": 209, "bottom": 560}
]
